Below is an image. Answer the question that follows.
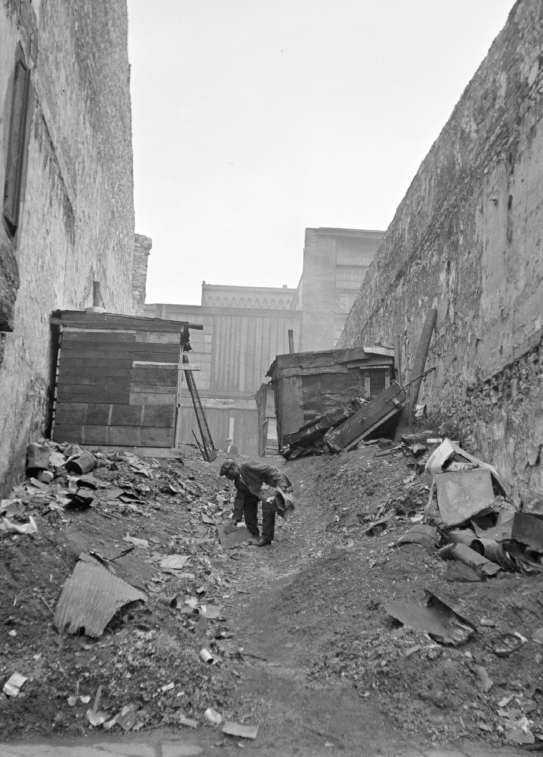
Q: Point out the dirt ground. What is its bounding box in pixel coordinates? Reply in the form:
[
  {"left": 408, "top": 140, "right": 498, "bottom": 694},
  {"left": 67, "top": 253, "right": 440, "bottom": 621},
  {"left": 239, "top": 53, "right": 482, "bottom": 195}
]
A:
[{"left": 1, "top": 440, "right": 542, "bottom": 753}]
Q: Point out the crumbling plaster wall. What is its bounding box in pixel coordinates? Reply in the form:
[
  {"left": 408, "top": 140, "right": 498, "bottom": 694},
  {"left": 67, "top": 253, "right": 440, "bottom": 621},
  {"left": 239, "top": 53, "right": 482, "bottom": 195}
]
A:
[
  {"left": 0, "top": 0, "right": 135, "bottom": 493},
  {"left": 338, "top": 0, "right": 543, "bottom": 500}
]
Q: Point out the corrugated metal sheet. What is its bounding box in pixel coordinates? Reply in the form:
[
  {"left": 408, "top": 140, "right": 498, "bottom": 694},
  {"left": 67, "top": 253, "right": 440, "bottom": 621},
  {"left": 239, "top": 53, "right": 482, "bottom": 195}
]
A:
[
  {"left": 210, "top": 312, "right": 300, "bottom": 393},
  {"left": 54, "top": 553, "right": 147, "bottom": 638}
]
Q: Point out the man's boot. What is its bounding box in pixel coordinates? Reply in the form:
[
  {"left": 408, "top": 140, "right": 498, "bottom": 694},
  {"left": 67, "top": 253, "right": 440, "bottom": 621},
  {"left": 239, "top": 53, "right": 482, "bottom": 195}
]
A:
[{"left": 259, "top": 498, "right": 276, "bottom": 546}]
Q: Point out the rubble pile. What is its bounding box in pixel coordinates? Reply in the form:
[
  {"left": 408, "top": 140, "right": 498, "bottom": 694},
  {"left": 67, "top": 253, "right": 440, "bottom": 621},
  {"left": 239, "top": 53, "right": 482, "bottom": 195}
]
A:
[
  {"left": 0, "top": 440, "right": 258, "bottom": 738},
  {"left": 277, "top": 440, "right": 543, "bottom": 747}
]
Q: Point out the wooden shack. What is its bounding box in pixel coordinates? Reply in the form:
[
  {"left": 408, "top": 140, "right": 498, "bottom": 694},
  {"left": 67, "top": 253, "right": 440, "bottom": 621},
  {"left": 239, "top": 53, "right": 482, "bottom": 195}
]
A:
[
  {"left": 267, "top": 346, "right": 395, "bottom": 450},
  {"left": 50, "top": 310, "right": 202, "bottom": 449}
]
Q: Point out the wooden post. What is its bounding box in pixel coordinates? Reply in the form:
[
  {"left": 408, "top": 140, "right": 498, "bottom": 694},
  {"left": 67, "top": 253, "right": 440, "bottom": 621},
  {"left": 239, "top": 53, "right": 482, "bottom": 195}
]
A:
[
  {"left": 393, "top": 334, "right": 402, "bottom": 387},
  {"left": 407, "top": 308, "right": 437, "bottom": 419},
  {"left": 92, "top": 281, "right": 101, "bottom": 307},
  {"left": 288, "top": 329, "right": 295, "bottom": 354}
]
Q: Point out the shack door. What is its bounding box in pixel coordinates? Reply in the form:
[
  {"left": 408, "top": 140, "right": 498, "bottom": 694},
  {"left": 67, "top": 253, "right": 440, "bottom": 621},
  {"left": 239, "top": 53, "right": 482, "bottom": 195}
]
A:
[{"left": 51, "top": 311, "right": 199, "bottom": 448}]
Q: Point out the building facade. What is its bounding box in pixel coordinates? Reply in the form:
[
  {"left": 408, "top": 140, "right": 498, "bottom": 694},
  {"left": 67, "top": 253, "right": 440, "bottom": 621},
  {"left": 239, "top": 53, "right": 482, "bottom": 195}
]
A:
[
  {"left": 291, "top": 228, "right": 384, "bottom": 352},
  {"left": 0, "top": 0, "right": 135, "bottom": 493},
  {"left": 145, "top": 293, "right": 301, "bottom": 456}
]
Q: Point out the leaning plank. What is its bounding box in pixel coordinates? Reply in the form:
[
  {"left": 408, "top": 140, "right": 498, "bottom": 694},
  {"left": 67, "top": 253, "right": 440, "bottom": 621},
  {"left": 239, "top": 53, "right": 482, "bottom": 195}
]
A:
[
  {"left": 324, "top": 383, "right": 406, "bottom": 451},
  {"left": 54, "top": 553, "right": 146, "bottom": 638}
]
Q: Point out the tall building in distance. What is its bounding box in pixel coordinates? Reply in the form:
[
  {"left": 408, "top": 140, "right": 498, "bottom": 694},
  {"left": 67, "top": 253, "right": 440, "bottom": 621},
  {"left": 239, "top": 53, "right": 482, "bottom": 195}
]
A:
[
  {"left": 144, "top": 227, "right": 383, "bottom": 456},
  {"left": 292, "top": 228, "right": 385, "bottom": 352}
]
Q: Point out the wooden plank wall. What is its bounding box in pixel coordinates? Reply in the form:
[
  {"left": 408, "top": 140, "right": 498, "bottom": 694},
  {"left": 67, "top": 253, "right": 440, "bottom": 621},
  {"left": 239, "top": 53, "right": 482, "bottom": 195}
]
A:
[
  {"left": 176, "top": 405, "right": 259, "bottom": 457},
  {"left": 53, "top": 328, "right": 181, "bottom": 447}
]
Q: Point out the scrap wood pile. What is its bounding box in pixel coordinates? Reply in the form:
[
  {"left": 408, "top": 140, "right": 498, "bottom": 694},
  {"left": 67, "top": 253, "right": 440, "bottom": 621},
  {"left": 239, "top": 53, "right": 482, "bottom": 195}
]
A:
[
  {"left": 282, "top": 381, "right": 407, "bottom": 460},
  {"left": 0, "top": 439, "right": 259, "bottom": 739}
]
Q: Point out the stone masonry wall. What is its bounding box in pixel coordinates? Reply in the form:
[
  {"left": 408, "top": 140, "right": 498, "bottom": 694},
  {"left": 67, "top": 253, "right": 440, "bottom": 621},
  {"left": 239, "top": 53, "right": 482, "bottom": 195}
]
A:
[
  {"left": 132, "top": 234, "right": 152, "bottom": 315},
  {"left": 338, "top": 0, "right": 543, "bottom": 500},
  {"left": 0, "top": 0, "right": 135, "bottom": 493}
]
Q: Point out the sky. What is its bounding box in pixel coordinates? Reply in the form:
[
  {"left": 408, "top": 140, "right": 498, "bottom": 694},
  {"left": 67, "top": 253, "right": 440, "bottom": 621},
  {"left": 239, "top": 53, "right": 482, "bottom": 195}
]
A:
[{"left": 127, "top": 0, "right": 517, "bottom": 306}]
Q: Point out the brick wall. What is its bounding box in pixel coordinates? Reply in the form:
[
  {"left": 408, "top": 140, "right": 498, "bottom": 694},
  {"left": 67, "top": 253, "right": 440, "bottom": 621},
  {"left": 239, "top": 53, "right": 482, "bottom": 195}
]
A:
[
  {"left": 339, "top": 0, "right": 543, "bottom": 500},
  {"left": 0, "top": 0, "right": 134, "bottom": 493}
]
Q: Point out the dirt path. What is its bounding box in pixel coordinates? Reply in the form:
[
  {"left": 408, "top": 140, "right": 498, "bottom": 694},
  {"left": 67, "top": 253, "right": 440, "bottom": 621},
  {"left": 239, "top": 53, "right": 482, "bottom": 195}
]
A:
[{"left": 218, "top": 459, "right": 424, "bottom": 756}]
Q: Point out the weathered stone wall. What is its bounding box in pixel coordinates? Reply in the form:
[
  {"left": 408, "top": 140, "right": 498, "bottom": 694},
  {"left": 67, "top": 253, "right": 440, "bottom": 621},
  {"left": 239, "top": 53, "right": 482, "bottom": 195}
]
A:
[
  {"left": 132, "top": 234, "right": 152, "bottom": 315},
  {"left": 0, "top": 0, "right": 135, "bottom": 493},
  {"left": 339, "top": 0, "right": 543, "bottom": 500}
]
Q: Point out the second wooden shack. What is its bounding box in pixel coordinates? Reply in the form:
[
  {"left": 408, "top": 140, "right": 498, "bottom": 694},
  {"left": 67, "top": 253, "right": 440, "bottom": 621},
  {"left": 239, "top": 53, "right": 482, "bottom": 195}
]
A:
[{"left": 267, "top": 346, "right": 395, "bottom": 450}]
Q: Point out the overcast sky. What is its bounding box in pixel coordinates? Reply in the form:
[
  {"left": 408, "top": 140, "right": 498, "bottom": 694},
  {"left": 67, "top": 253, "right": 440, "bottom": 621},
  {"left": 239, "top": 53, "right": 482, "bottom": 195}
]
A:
[{"left": 127, "top": 0, "right": 516, "bottom": 306}]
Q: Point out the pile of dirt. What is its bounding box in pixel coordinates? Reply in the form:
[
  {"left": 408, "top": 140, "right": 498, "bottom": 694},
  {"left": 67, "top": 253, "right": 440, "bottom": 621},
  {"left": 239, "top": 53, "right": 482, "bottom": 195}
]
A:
[
  {"left": 0, "top": 443, "right": 253, "bottom": 738},
  {"left": 276, "top": 445, "right": 543, "bottom": 747}
]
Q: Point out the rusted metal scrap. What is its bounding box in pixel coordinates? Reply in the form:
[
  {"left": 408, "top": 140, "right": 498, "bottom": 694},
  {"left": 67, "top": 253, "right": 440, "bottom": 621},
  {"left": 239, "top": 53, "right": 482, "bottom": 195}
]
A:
[
  {"left": 512, "top": 512, "right": 543, "bottom": 552},
  {"left": 385, "top": 590, "right": 476, "bottom": 645},
  {"left": 434, "top": 468, "right": 495, "bottom": 527},
  {"left": 54, "top": 553, "right": 147, "bottom": 638}
]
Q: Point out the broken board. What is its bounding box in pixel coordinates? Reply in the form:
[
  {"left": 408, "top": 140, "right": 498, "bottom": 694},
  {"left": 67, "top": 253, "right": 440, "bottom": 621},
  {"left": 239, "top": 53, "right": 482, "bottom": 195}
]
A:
[{"left": 324, "top": 382, "right": 406, "bottom": 452}]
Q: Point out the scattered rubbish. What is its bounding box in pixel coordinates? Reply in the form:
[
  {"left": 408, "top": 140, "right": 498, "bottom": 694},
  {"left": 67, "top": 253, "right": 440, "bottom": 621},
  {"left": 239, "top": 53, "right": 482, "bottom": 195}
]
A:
[
  {"left": 86, "top": 685, "right": 110, "bottom": 727},
  {"left": 201, "top": 513, "right": 216, "bottom": 525},
  {"left": 178, "top": 715, "right": 199, "bottom": 728},
  {"left": 199, "top": 648, "right": 215, "bottom": 664},
  {"left": 492, "top": 633, "right": 523, "bottom": 657},
  {"left": 3, "top": 672, "right": 27, "bottom": 697},
  {"left": 160, "top": 555, "right": 190, "bottom": 573},
  {"left": 104, "top": 703, "right": 139, "bottom": 731},
  {"left": 204, "top": 707, "right": 222, "bottom": 725},
  {"left": 473, "top": 664, "right": 494, "bottom": 692},
  {"left": 26, "top": 442, "right": 51, "bottom": 472},
  {"left": 506, "top": 725, "right": 535, "bottom": 745},
  {"left": 434, "top": 469, "right": 495, "bottom": 527},
  {"left": 444, "top": 562, "right": 483, "bottom": 582},
  {"left": 439, "top": 543, "right": 501, "bottom": 577},
  {"left": 37, "top": 470, "right": 54, "bottom": 484},
  {"left": 68, "top": 694, "right": 91, "bottom": 706},
  {"left": 385, "top": 590, "right": 476, "bottom": 645},
  {"left": 222, "top": 721, "right": 259, "bottom": 739},
  {"left": 123, "top": 534, "right": 149, "bottom": 548},
  {"left": 54, "top": 553, "right": 147, "bottom": 637},
  {"left": 65, "top": 451, "right": 96, "bottom": 476},
  {"left": 0, "top": 515, "right": 37, "bottom": 535},
  {"left": 67, "top": 488, "right": 95, "bottom": 509},
  {"left": 512, "top": 512, "right": 543, "bottom": 552},
  {"left": 425, "top": 438, "right": 508, "bottom": 496},
  {"left": 201, "top": 604, "right": 222, "bottom": 620},
  {"left": 397, "top": 524, "right": 440, "bottom": 549},
  {"left": 217, "top": 524, "right": 254, "bottom": 549},
  {"left": 365, "top": 518, "right": 389, "bottom": 537}
]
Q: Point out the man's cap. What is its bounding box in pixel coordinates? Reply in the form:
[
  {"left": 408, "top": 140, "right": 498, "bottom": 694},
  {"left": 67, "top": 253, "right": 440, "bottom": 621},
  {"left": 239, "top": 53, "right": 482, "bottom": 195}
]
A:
[{"left": 219, "top": 460, "right": 237, "bottom": 477}]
